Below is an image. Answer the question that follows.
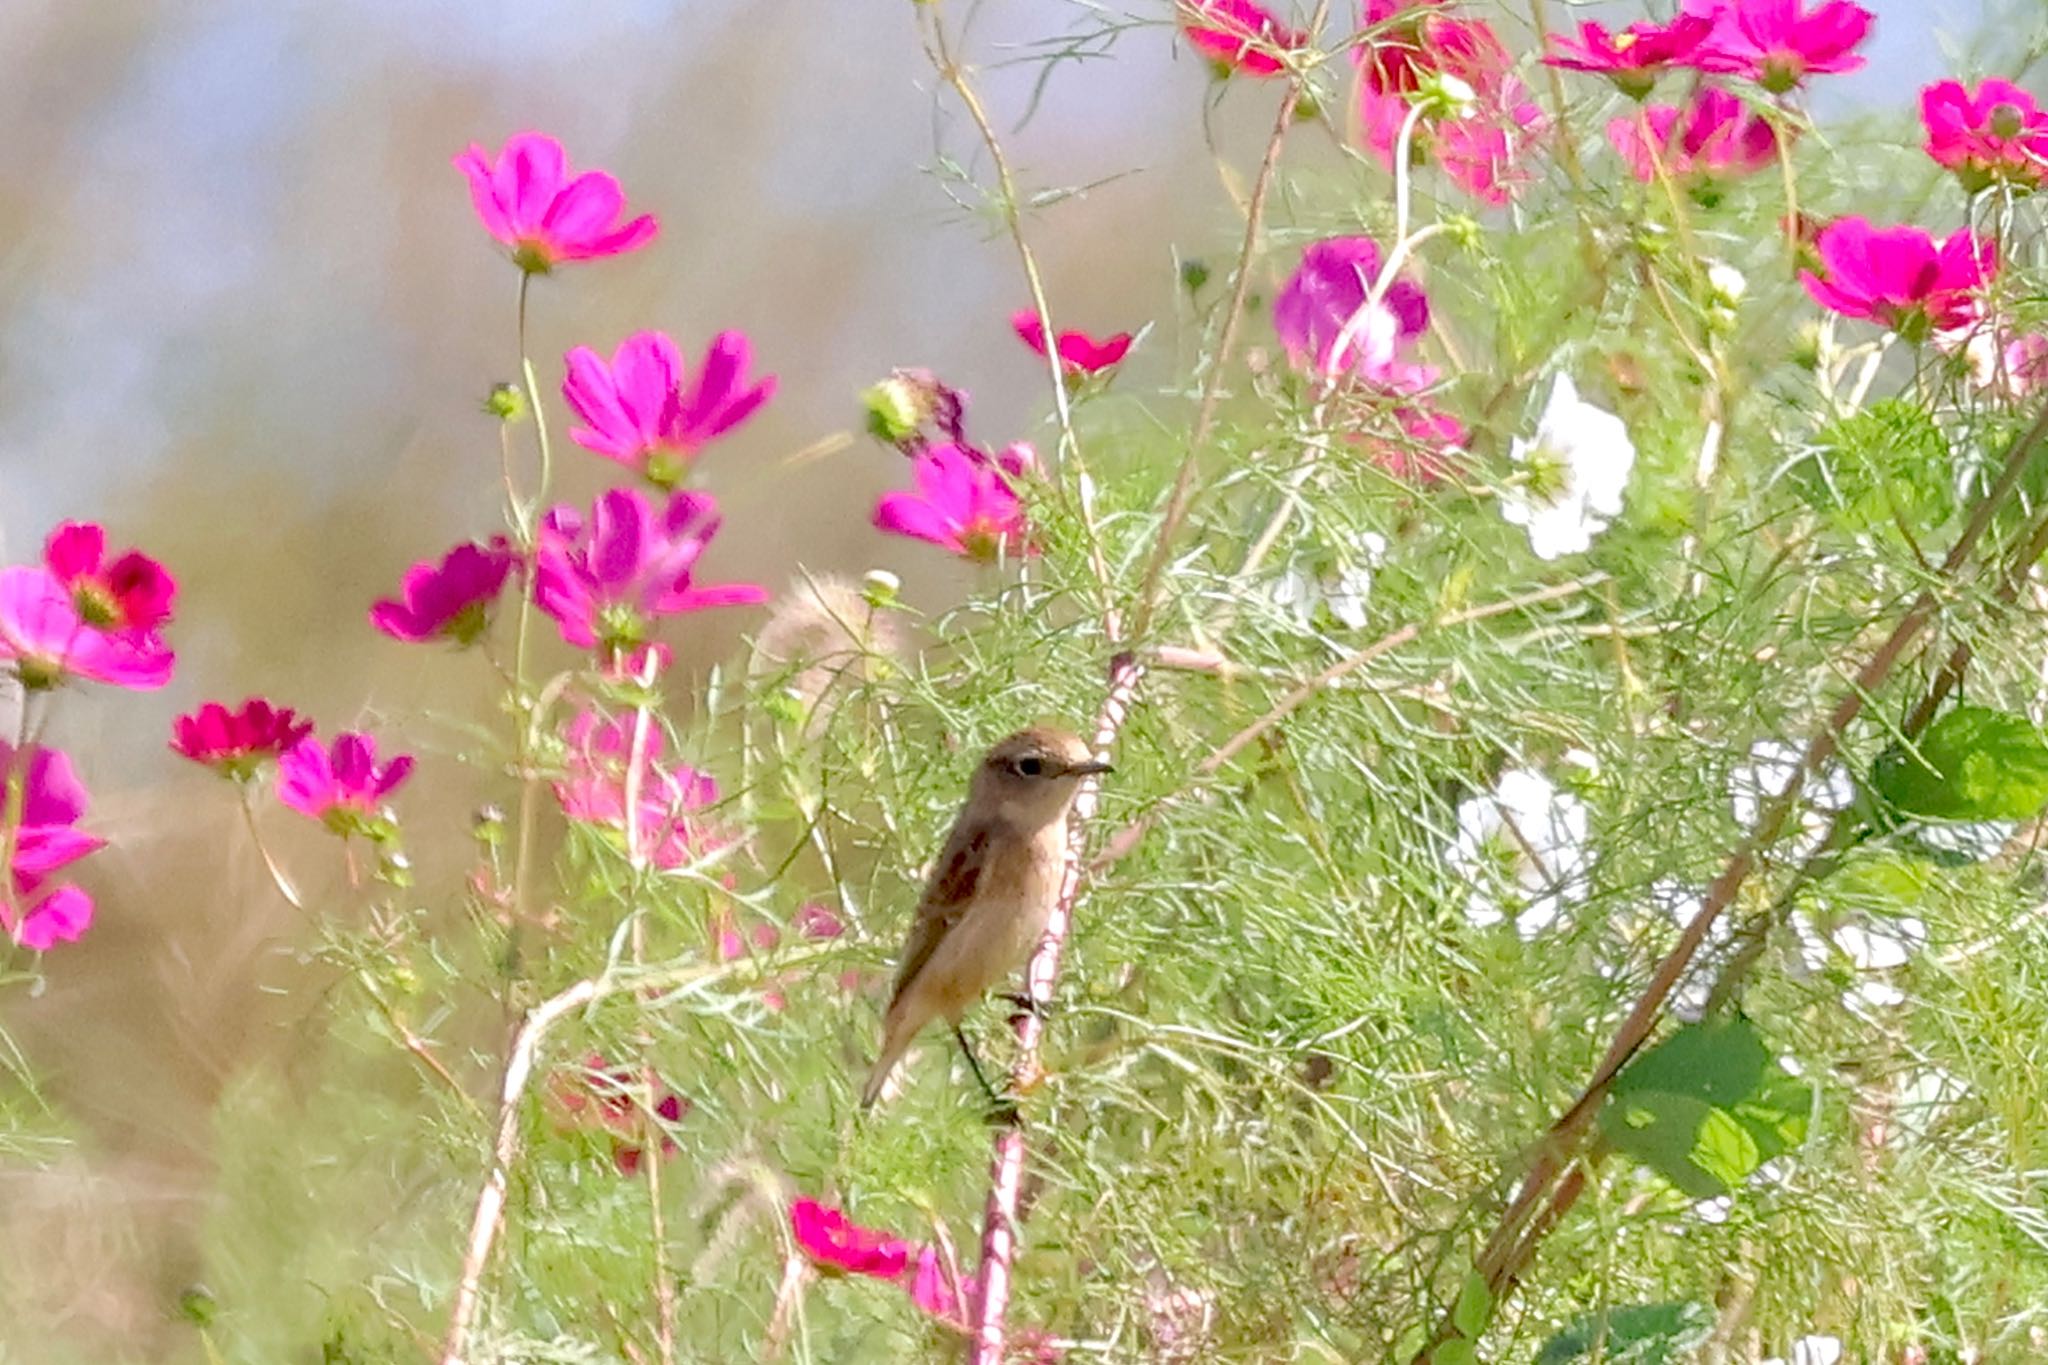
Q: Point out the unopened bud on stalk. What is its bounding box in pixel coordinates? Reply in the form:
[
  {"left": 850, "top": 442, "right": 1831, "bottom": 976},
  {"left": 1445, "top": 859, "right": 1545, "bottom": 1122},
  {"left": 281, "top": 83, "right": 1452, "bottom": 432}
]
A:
[{"left": 484, "top": 383, "right": 528, "bottom": 422}]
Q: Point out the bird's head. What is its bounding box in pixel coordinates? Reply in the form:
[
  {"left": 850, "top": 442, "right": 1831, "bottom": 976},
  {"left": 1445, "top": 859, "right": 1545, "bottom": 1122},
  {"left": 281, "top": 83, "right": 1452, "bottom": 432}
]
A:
[{"left": 970, "top": 726, "right": 1112, "bottom": 828}]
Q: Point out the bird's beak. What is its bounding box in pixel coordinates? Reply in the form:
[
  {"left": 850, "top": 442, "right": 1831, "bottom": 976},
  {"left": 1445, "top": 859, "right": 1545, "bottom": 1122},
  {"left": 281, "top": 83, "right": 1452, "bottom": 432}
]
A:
[{"left": 1067, "top": 759, "right": 1114, "bottom": 776}]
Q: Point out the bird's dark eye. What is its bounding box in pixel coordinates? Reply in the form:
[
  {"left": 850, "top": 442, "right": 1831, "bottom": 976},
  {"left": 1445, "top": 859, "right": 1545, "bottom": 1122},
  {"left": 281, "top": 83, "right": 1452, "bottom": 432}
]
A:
[{"left": 1014, "top": 756, "right": 1046, "bottom": 777}]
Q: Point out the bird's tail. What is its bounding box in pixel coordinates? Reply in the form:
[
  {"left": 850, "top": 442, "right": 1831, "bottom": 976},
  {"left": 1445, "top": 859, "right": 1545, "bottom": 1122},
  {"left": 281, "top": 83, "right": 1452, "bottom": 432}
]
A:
[{"left": 860, "top": 1007, "right": 918, "bottom": 1109}]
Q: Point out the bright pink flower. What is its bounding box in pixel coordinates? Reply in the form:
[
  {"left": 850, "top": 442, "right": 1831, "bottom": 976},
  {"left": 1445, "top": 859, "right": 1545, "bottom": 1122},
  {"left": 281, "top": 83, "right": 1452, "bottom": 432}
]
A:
[
  {"left": 563, "top": 331, "right": 776, "bottom": 488},
  {"left": 276, "top": 732, "right": 415, "bottom": 837},
  {"left": 1011, "top": 311, "right": 1134, "bottom": 377},
  {"left": 1606, "top": 88, "right": 1780, "bottom": 196},
  {"left": 1273, "top": 236, "right": 1434, "bottom": 392},
  {"left": 1946, "top": 327, "right": 2048, "bottom": 401},
  {"left": 1685, "top": 0, "right": 1873, "bottom": 93},
  {"left": 548, "top": 1054, "right": 688, "bottom": 1175},
  {"left": 1177, "top": 0, "right": 1307, "bottom": 76},
  {"left": 908, "top": 1246, "right": 966, "bottom": 1322},
  {"left": 452, "top": 132, "right": 658, "bottom": 272},
  {"left": 370, "top": 538, "right": 518, "bottom": 646},
  {"left": 1353, "top": 6, "right": 1548, "bottom": 205},
  {"left": 534, "top": 488, "right": 768, "bottom": 658},
  {"left": 171, "top": 698, "right": 315, "bottom": 780},
  {"left": 794, "top": 904, "right": 845, "bottom": 940},
  {"left": 873, "top": 443, "right": 1033, "bottom": 563},
  {"left": 1921, "top": 79, "right": 2048, "bottom": 193},
  {"left": 1360, "top": 406, "right": 1466, "bottom": 483},
  {"left": 790, "top": 1198, "right": 913, "bottom": 1280},
  {"left": 553, "top": 709, "right": 730, "bottom": 869},
  {"left": 1542, "top": 15, "right": 1715, "bottom": 98},
  {"left": 0, "top": 566, "right": 174, "bottom": 691},
  {"left": 1800, "top": 217, "right": 1997, "bottom": 338},
  {"left": 43, "top": 523, "right": 176, "bottom": 634},
  {"left": 0, "top": 743, "right": 103, "bottom": 951}
]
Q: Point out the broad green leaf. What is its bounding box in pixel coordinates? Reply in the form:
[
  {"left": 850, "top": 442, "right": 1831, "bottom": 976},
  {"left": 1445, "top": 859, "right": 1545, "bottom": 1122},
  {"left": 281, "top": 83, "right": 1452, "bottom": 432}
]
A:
[
  {"left": 1536, "top": 1301, "right": 1713, "bottom": 1364},
  {"left": 1871, "top": 705, "right": 2048, "bottom": 821},
  {"left": 1451, "top": 1270, "right": 1494, "bottom": 1339},
  {"left": 1601, "top": 1021, "right": 1808, "bottom": 1196}
]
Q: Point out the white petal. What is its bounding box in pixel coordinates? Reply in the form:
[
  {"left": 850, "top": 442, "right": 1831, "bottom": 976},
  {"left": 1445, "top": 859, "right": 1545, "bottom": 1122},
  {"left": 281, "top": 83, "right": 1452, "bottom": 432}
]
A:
[{"left": 1833, "top": 917, "right": 1925, "bottom": 970}]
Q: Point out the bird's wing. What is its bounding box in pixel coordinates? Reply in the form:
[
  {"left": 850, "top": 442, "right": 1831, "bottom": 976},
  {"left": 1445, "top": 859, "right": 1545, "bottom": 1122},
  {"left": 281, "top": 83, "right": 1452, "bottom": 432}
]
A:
[{"left": 885, "top": 816, "right": 991, "bottom": 1006}]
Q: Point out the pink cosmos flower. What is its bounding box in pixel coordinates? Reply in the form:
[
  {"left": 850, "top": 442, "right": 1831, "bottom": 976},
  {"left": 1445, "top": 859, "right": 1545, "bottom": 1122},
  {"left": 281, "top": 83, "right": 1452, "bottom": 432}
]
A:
[
  {"left": 790, "top": 1198, "right": 913, "bottom": 1280},
  {"left": 452, "top": 132, "right": 658, "bottom": 273},
  {"left": 370, "top": 538, "right": 518, "bottom": 646},
  {"left": 533, "top": 488, "right": 768, "bottom": 658},
  {"left": 1357, "top": 405, "right": 1466, "bottom": 483},
  {"left": 793, "top": 903, "right": 845, "bottom": 940},
  {"left": 1800, "top": 217, "right": 1997, "bottom": 339},
  {"left": 44, "top": 523, "right": 176, "bottom": 634},
  {"left": 0, "top": 743, "right": 103, "bottom": 950},
  {"left": 1542, "top": 15, "right": 1715, "bottom": 98},
  {"left": 1684, "top": 0, "right": 1873, "bottom": 93},
  {"left": 0, "top": 566, "right": 174, "bottom": 691},
  {"left": 171, "top": 698, "right": 315, "bottom": 781},
  {"left": 563, "top": 331, "right": 776, "bottom": 488},
  {"left": 1353, "top": 5, "right": 1548, "bottom": 205},
  {"left": 1945, "top": 327, "right": 2048, "bottom": 401},
  {"left": 548, "top": 1054, "right": 688, "bottom": 1175},
  {"left": 1011, "top": 311, "right": 1134, "bottom": 377},
  {"left": 553, "top": 708, "right": 730, "bottom": 869},
  {"left": 1177, "top": 0, "right": 1307, "bottom": 76},
  {"left": 1273, "top": 236, "right": 1434, "bottom": 392},
  {"left": 1921, "top": 79, "right": 2048, "bottom": 193},
  {"left": 276, "top": 732, "right": 415, "bottom": 837},
  {"left": 873, "top": 443, "right": 1033, "bottom": 563},
  {"left": 1606, "top": 88, "right": 1780, "bottom": 196}
]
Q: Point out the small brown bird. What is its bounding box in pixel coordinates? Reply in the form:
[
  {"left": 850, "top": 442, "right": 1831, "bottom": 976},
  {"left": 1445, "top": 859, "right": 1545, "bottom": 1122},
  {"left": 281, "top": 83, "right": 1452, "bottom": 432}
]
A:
[{"left": 860, "top": 726, "right": 1111, "bottom": 1108}]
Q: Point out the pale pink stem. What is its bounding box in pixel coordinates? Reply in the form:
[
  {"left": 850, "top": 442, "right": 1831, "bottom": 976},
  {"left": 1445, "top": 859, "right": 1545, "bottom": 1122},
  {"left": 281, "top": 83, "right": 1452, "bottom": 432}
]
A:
[{"left": 967, "top": 653, "right": 1145, "bottom": 1365}]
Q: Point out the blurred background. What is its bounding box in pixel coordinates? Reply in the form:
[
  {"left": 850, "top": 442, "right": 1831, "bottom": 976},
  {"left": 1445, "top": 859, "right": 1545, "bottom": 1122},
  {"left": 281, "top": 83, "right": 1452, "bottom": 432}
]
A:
[{"left": 0, "top": 0, "right": 2014, "bottom": 1355}]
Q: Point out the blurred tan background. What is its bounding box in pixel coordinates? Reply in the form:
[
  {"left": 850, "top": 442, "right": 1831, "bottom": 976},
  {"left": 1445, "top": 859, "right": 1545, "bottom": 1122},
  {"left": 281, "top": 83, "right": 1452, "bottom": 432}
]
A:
[{"left": 0, "top": 0, "right": 2000, "bottom": 1355}]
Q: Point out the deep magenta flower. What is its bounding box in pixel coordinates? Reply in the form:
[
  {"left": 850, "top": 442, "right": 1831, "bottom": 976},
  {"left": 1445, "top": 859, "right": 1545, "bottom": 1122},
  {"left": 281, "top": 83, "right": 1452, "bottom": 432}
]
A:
[
  {"left": 1800, "top": 217, "right": 1997, "bottom": 339},
  {"left": 0, "top": 743, "right": 104, "bottom": 951},
  {"left": 563, "top": 331, "right": 776, "bottom": 488},
  {"left": 1543, "top": 15, "right": 1715, "bottom": 98},
  {"left": 453, "top": 132, "right": 657, "bottom": 272},
  {"left": 0, "top": 566, "right": 174, "bottom": 691},
  {"left": 1011, "top": 310, "right": 1134, "bottom": 377},
  {"left": 1606, "top": 88, "right": 1780, "bottom": 195},
  {"left": 1177, "top": 0, "right": 1307, "bottom": 76},
  {"left": 171, "top": 699, "right": 315, "bottom": 781},
  {"left": 1921, "top": 79, "right": 2048, "bottom": 193},
  {"left": 1273, "top": 236, "right": 1434, "bottom": 392},
  {"left": 1685, "top": 0, "right": 1873, "bottom": 93},
  {"left": 276, "top": 732, "right": 415, "bottom": 837},
  {"left": 1356, "top": 405, "right": 1466, "bottom": 484},
  {"left": 548, "top": 1054, "right": 688, "bottom": 1176},
  {"left": 534, "top": 488, "right": 767, "bottom": 658},
  {"left": 873, "top": 443, "right": 1033, "bottom": 563},
  {"left": 790, "top": 1198, "right": 913, "bottom": 1280},
  {"left": 1353, "top": 5, "right": 1548, "bottom": 205},
  {"left": 44, "top": 523, "right": 176, "bottom": 634},
  {"left": 370, "top": 538, "right": 518, "bottom": 646}
]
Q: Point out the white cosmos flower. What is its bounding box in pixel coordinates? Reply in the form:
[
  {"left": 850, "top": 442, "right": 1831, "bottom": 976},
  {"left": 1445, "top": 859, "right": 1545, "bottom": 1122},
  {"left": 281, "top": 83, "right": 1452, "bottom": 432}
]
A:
[
  {"left": 1790, "top": 911, "right": 1925, "bottom": 1010},
  {"left": 1729, "top": 739, "right": 1855, "bottom": 853},
  {"left": 1915, "top": 819, "right": 2016, "bottom": 860},
  {"left": 1501, "top": 374, "right": 1637, "bottom": 560},
  {"left": 1447, "top": 768, "right": 1592, "bottom": 938},
  {"left": 1325, "top": 531, "right": 1387, "bottom": 630},
  {"left": 1893, "top": 1067, "right": 1968, "bottom": 1145},
  {"left": 1763, "top": 1335, "right": 1843, "bottom": 1365}
]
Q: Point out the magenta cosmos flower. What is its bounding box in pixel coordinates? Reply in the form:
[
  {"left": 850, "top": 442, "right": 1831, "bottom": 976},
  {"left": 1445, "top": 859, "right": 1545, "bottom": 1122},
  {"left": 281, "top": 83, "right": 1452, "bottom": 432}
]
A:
[
  {"left": 1012, "top": 310, "right": 1134, "bottom": 377},
  {"left": 0, "top": 566, "right": 174, "bottom": 691},
  {"left": 1800, "top": 217, "right": 1997, "bottom": 339},
  {"left": 370, "top": 538, "right": 518, "bottom": 646},
  {"left": 1177, "top": 0, "right": 1307, "bottom": 76},
  {"left": 873, "top": 443, "right": 1033, "bottom": 563},
  {"left": 534, "top": 488, "right": 767, "bottom": 658},
  {"left": 1607, "top": 88, "right": 1780, "bottom": 198},
  {"left": 553, "top": 708, "right": 729, "bottom": 869},
  {"left": 277, "top": 732, "right": 415, "bottom": 837},
  {"left": 1921, "top": 79, "right": 2048, "bottom": 193},
  {"left": 1354, "top": 3, "right": 1547, "bottom": 206},
  {"left": 44, "top": 522, "right": 176, "bottom": 635},
  {"left": 548, "top": 1054, "right": 688, "bottom": 1176},
  {"left": 790, "top": 1198, "right": 913, "bottom": 1280},
  {"left": 0, "top": 743, "right": 104, "bottom": 950},
  {"left": 1543, "top": 15, "right": 1714, "bottom": 98},
  {"left": 171, "top": 699, "right": 315, "bottom": 781},
  {"left": 1685, "top": 0, "right": 1873, "bottom": 93},
  {"left": 563, "top": 331, "right": 776, "bottom": 488},
  {"left": 453, "top": 132, "right": 658, "bottom": 273},
  {"left": 1273, "top": 236, "right": 1434, "bottom": 392}
]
